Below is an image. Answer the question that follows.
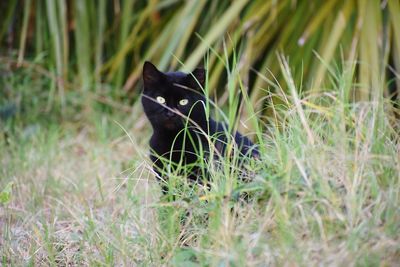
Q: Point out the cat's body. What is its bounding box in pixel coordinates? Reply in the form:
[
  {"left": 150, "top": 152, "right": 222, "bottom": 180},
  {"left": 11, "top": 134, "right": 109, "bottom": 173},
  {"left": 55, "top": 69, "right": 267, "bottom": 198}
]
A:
[{"left": 141, "top": 61, "right": 258, "bottom": 192}]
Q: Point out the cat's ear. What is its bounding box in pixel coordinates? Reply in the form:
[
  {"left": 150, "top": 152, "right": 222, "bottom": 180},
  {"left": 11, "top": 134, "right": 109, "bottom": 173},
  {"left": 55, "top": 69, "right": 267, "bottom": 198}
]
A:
[
  {"left": 143, "top": 61, "right": 162, "bottom": 86},
  {"left": 188, "top": 68, "right": 206, "bottom": 90}
]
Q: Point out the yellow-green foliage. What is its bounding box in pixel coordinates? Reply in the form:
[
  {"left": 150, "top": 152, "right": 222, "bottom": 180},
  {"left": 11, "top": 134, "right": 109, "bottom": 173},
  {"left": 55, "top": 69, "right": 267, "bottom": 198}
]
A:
[{"left": 1, "top": 0, "right": 399, "bottom": 107}]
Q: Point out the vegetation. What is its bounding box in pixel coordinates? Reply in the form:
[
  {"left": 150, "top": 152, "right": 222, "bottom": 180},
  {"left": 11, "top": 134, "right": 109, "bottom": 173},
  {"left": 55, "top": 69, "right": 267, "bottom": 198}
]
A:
[{"left": 1, "top": 0, "right": 399, "bottom": 265}]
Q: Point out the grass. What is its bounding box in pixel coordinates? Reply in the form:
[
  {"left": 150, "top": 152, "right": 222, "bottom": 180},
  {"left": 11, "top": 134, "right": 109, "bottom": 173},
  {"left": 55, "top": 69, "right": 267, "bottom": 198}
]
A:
[
  {"left": 2, "top": 1, "right": 399, "bottom": 104},
  {"left": 1, "top": 55, "right": 399, "bottom": 265},
  {"left": 1, "top": 1, "right": 399, "bottom": 265}
]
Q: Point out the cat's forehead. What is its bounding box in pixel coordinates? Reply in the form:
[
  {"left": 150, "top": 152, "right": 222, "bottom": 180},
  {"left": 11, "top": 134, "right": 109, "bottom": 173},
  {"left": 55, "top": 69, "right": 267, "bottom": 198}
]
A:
[
  {"left": 146, "top": 82, "right": 186, "bottom": 97},
  {"left": 165, "top": 71, "right": 187, "bottom": 83},
  {"left": 159, "top": 72, "right": 189, "bottom": 93},
  {"left": 143, "top": 69, "right": 196, "bottom": 96}
]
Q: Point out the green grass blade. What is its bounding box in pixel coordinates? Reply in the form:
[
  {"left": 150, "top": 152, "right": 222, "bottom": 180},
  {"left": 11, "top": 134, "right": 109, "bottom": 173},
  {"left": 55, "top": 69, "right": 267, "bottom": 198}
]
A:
[
  {"left": 74, "top": 0, "right": 92, "bottom": 91},
  {"left": 17, "top": 0, "right": 32, "bottom": 65},
  {"left": 183, "top": 0, "right": 249, "bottom": 71}
]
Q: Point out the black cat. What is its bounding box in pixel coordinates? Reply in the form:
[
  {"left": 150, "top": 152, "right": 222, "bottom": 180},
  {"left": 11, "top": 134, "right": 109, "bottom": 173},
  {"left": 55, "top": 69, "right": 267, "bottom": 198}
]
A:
[{"left": 141, "top": 61, "right": 258, "bottom": 193}]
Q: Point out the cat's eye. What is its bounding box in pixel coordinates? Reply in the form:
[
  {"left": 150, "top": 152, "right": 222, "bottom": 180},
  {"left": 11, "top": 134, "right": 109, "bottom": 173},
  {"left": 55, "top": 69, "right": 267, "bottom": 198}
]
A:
[
  {"left": 179, "top": 99, "right": 189, "bottom": 106},
  {"left": 156, "top": 96, "right": 166, "bottom": 104}
]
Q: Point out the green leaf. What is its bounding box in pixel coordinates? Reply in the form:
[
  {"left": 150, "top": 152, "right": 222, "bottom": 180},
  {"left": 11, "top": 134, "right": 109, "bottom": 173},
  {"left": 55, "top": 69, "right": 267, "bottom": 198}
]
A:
[{"left": 0, "top": 182, "right": 14, "bottom": 205}]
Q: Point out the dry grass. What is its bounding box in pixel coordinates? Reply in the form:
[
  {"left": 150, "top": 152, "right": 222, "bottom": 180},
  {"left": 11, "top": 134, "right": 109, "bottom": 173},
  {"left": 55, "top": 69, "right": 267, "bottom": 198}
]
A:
[
  {"left": 1, "top": 56, "right": 400, "bottom": 265},
  {"left": 1, "top": 122, "right": 161, "bottom": 265},
  {"left": 1, "top": 93, "right": 399, "bottom": 266}
]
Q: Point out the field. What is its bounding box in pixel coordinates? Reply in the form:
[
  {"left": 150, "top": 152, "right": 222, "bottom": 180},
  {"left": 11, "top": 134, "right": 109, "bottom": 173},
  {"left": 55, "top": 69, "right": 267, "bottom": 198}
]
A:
[{"left": 1, "top": 1, "right": 400, "bottom": 266}]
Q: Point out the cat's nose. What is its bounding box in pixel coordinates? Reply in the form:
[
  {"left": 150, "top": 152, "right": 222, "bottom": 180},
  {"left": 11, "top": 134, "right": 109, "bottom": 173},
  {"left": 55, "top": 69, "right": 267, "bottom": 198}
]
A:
[{"left": 166, "top": 110, "right": 176, "bottom": 118}]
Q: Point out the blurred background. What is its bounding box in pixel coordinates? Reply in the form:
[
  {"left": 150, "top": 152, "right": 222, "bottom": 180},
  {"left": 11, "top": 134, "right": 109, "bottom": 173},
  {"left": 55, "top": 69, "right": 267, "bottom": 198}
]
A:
[{"left": 1, "top": 0, "right": 399, "bottom": 126}]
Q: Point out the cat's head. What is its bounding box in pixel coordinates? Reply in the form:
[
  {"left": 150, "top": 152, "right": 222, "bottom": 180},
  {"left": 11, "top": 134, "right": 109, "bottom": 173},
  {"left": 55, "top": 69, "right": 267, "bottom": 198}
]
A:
[{"left": 141, "top": 61, "right": 207, "bottom": 131}]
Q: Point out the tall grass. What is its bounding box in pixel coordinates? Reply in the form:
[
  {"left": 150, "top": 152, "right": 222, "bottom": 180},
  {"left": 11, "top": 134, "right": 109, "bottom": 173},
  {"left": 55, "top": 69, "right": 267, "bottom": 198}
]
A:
[{"left": 1, "top": 53, "right": 399, "bottom": 265}]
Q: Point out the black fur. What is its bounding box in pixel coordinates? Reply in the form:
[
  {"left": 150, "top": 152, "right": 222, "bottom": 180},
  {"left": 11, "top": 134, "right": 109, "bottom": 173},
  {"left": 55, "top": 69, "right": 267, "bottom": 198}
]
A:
[{"left": 141, "top": 61, "right": 258, "bottom": 192}]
